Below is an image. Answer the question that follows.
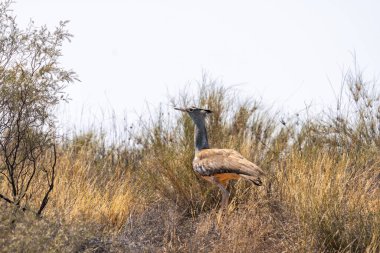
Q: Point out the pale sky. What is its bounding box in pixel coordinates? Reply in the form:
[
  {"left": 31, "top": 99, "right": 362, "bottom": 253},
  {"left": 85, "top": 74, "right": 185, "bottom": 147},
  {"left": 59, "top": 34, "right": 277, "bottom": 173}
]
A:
[{"left": 12, "top": 0, "right": 380, "bottom": 130}]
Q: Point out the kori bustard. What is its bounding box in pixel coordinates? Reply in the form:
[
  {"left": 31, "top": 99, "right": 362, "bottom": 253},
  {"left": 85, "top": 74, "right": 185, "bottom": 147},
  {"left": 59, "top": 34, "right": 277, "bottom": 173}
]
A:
[{"left": 174, "top": 106, "right": 265, "bottom": 208}]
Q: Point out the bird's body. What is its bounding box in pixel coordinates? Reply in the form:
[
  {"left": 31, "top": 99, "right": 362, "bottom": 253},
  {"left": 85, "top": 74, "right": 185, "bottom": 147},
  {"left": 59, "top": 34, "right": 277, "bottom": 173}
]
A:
[
  {"left": 174, "top": 106, "right": 264, "bottom": 208},
  {"left": 193, "top": 148, "right": 263, "bottom": 187}
]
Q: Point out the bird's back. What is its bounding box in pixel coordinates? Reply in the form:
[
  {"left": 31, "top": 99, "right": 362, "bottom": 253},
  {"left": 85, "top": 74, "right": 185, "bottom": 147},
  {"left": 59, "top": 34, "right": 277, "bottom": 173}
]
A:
[{"left": 193, "top": 148, "right": 265, "bottom": 185}]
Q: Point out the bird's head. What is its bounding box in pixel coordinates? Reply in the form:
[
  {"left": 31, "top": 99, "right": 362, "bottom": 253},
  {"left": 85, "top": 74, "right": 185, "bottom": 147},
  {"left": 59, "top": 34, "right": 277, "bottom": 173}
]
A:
[{"left": 174, "top": 106, "right": 212, "bottom": 121}]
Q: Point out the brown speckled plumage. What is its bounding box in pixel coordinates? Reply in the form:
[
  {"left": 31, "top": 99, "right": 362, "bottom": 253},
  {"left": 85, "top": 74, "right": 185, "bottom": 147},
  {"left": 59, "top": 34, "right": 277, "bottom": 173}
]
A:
[{"left": 193, "top": 148, "right": 264, "bottom": 186}]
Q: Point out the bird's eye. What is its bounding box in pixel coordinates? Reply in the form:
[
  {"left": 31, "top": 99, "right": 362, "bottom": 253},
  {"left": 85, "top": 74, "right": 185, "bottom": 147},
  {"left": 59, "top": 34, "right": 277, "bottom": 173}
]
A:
[{"left": 188, "top": 108, "right": 194, "bottom": 112}]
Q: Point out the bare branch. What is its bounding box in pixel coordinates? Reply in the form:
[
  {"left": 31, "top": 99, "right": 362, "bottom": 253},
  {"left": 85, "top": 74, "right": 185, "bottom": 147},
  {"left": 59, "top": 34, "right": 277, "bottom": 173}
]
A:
[
  {"left": 37, "top": 144, "right": 56, "bottom": 216},
  {"left": 0, "top": 193, "right": 13, "bottom": 204}
]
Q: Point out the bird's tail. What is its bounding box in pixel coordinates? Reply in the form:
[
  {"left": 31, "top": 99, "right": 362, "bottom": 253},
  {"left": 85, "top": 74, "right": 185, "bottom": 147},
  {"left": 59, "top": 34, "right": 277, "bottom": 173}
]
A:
[{"left": 240, "top": 174, "right": 263, "bottom": 186}]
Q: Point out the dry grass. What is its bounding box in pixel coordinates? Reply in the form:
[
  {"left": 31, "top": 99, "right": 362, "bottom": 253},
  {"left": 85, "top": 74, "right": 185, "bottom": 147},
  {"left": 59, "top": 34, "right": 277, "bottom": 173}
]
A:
[
  {"left": 1, "top": 71, "right": 380, "bottom": 252},
  {"left": 49, "top": 136, "right": 136, "bottom": 231},
  {"left": 276, "top": 151, "right": 379, "bottom": 252}
]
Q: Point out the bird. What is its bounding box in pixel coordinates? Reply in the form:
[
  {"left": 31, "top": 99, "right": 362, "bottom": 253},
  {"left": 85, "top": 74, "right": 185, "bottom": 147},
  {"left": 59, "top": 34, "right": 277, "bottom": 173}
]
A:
[{"left": 174, "top": 106, "right": 265, "bottom": 208}]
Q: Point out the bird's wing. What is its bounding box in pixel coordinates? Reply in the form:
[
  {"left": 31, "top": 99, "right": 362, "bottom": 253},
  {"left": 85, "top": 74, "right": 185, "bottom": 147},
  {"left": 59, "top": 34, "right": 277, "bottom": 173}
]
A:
[{"left": 193, "top": 149, "right": 265, "bottom": 178}]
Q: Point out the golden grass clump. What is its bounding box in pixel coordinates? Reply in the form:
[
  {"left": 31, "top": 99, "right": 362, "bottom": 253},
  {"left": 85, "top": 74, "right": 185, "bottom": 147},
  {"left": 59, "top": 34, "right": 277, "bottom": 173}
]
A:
[
  {"left": 275, "top": 151, "right": 379, "bottom": 252},
  {"left": 49, "top": 133, "right": 137, "bottom": 231}
]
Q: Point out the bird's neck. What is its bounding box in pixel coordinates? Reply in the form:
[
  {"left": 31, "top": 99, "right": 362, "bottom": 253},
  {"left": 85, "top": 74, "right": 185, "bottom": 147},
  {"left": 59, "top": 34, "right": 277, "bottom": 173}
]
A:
[{"left": 194, "top": 119, "right": 209, "bottom": 152}]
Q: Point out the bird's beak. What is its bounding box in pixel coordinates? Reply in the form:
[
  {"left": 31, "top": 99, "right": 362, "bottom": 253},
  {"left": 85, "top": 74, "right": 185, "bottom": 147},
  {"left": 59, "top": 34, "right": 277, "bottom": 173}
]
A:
[{"left": 174, "top": 107, "right": 186, "bottom": 112}]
